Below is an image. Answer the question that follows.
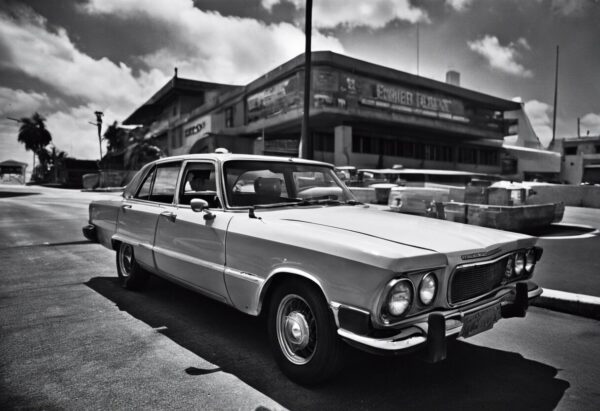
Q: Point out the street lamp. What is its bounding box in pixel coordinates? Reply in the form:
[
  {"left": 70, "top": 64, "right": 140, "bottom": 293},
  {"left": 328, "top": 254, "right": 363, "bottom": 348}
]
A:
[{"left": 89, "top": 111, "right": 104, "bottom": 160}]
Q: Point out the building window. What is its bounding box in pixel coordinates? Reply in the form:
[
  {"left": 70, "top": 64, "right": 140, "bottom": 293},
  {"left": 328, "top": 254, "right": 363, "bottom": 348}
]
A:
[
  {"left": 564, "top": 146, "right": 577, "bottom": 155},
  {"left": 225, "top": 107, "right": 234, "bottom": 128},
  {"left": 352, "top": 136, "right": 456, "bottom": 163},
  {"left": 479, "top": 148, "right": 499, "bottom": 166},
  {"left": 314, "top": 132, "right": 334, "bottom": 152},
  {"left": 458, "top": 147, "right": 477, "bottom": 164}
]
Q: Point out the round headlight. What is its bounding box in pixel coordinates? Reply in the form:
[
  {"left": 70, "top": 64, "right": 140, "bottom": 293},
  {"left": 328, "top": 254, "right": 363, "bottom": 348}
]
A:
[
  {"left": 514, "top": 252, "right": 525, "bottom": 276},
  {"left": 387, "top": 280, "right": 413, "bottom": 317},
  {"left": 418, "top": 273, "right": 437, "bottom": 305},
  {"left": 525, "top": 249, "right": 536, "bottom": 273}
]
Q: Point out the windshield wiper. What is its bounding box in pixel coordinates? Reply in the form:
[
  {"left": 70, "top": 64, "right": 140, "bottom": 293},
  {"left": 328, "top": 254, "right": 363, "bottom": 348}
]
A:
[
  {"left": 253, "top": 202, "right": 300, "bottom": 209},
  {"left": 294, "top": 198, "right": 344, "bottom": 206}
]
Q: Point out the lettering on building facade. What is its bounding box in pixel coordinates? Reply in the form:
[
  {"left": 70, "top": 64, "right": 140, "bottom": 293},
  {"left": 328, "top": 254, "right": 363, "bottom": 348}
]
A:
[
  {"left": 184, "top": 121, "right": 207, "bottom": 137},
  {"left": 375, "top": 84, "right": 459, "bottom": 115},
  {"left": 183, "top": 115, "right": 211, "bottom": 140}
]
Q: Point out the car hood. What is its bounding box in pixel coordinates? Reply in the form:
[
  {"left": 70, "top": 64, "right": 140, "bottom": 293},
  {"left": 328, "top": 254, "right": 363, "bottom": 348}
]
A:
[{"left": 260, "top": 205, "right": 532, "bottom": 254}]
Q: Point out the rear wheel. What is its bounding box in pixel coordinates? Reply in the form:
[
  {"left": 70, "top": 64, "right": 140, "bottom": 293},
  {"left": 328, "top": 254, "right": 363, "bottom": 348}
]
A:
[
  {"left": 116, "top": 242, "right": 149, "bottom": 290},
  {"left": 267, "top": 279, "right": 344, "bottom": 385}
]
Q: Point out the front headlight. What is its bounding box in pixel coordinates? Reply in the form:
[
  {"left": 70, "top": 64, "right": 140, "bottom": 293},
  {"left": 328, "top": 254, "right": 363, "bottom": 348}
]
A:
[
  {"left": 525, "top": 248, "right": 536, "bottom": 273},
  {"left": 386, "top": 280, "right": 413, "bottom": 317},
  {"left": 514, "top": 252, "right": 525, "bottom": 276},
  {"left": 418, "top": 273, "right": 437, "bottom": 305}
]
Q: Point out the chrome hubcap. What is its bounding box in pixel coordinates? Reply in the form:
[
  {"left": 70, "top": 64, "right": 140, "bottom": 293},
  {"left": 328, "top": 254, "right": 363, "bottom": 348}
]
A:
[
  {"left": 284, "top": 311, "right": 310, "bottom": 350},
  {"left": 276, "top": 294, "right": 317, "bottom": 365},
  {"left": 119, "top": 244, "right": 133, "bottom": 278}
]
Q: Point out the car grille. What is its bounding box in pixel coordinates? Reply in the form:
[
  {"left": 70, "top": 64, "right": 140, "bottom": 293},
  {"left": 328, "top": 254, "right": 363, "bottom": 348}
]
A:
[{"left": 449, "top": 256, "right": 509, "bottom": 304}]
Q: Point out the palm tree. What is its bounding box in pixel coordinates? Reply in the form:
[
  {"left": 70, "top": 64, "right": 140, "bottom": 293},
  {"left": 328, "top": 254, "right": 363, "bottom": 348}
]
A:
[
  {"left": 103, "top": 121, "right": 126, "bottom": 153},
  {"left": 17, "top": 112, "right": 52, "bottom": 170}
]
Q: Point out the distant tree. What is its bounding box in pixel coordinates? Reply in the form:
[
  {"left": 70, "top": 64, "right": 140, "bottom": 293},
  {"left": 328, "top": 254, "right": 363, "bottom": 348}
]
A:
[
  {"left": 103, "top": 121, "right": 127, "bottom": 153},
  {"left": 17, "top": 112, "right": 52, "bottom": 170},
  {"left": 35, "top": 146, "right": 69, "bottom": 183}
]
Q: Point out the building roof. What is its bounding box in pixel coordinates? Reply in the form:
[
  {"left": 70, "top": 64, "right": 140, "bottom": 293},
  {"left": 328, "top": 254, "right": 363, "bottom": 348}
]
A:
[
  {"left": 123, "top": 76, "right": 240, "bottom": 125},
  {"left": 248, "top": 51, "right": 522, "bottom": 111},
  {"left": 561, "top": 135, "right": 600, "bottom": 143},
  {"left": 0, "top": 160, "right": 28, "bottom": 166}
]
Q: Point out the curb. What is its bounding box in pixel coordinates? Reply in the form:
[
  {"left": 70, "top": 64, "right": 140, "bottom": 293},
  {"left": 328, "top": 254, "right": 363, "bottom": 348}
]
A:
[{"left": 531, "top": 288, "right": 600, "bottom": 320}]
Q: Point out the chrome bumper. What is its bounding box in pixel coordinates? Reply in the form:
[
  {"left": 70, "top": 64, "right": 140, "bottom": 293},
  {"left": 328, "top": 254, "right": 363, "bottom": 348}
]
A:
[
  {"left": 332, "top": 283, "right": 542, "bottom": 356},
  {"left": 82, "top": 224, "right": 97, "bottom": 242}
]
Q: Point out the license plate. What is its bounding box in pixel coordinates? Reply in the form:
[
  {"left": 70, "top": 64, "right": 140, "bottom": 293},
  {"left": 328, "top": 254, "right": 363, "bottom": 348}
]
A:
[{"left": 461, "top": 303, "right": 501, "bottom": 338}]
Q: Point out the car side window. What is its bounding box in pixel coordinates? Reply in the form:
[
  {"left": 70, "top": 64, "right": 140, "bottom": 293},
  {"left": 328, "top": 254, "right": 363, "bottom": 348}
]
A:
[
  {"left": 135, "top": 167, "right": 156, "bottom": 201},
  {"left": 179, "top": 162, "right": 221, "bottom": 208},
  {"left": 149, "top": 162, "right": 182, "bottom": 204}
]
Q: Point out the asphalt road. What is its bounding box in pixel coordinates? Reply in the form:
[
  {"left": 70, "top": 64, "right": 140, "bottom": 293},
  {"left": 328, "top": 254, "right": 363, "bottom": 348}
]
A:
[{"left": 1, "top": 185, "right": 599, "bottom": 410}]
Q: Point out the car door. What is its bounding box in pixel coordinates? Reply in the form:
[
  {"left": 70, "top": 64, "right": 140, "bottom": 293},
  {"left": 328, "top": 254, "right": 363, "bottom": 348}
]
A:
[
  {"left": 153, "top": 160, "right": 232, "bottom": 301},
  {"left": 116, "top": 161, "right": 181, "bottom": 271}
]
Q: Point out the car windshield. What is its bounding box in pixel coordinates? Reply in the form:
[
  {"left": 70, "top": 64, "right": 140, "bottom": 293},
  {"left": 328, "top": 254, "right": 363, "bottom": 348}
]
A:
[{"left": 223, "top": 160, "right": 356, "bottom": 208}]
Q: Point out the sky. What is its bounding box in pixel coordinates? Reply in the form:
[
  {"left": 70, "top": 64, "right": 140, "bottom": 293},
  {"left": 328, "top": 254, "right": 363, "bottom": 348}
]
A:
[{"left": 1, "top": 0, "right": 599, "bottom": 170}]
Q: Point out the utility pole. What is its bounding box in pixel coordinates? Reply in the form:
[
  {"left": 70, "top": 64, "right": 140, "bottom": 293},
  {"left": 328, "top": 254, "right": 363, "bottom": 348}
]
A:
[
  {"left": 89, "top": 111, "right": 104, "bottom": 160},
  {"left": 551, "top": 45, "right": 559, "bottom": 147},
  {"left": 300, "top": 0, "right": 313, "bottom": 159},
  {"left": 416, "top": 22, "right": 420, "bottom": 76}
]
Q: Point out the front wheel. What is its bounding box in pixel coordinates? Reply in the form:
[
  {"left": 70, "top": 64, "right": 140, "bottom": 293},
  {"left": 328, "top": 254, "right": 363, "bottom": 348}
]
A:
[
  {"left": 116, "top": 242, "right": 149, "bottom": 290},
  {"left": 267, "top": 279, "right": 344, "bottom": 385}
]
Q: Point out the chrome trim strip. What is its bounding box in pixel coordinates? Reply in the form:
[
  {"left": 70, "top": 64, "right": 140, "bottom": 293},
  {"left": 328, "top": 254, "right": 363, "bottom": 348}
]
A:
[
  {"left": 152, "top": 246, "right": 224, "bottom": 272},
  {"left": 330, "top": 302, "right": 371, "bottom": 328},
  {"left": 338, "top": 327, "right": 426, "bottom": 351},
  {"left": 138, "top": 242, "right": 153, "bottom": 251},
  {"left": 455, "top": 250, "right": 517, "bottom": 269},
  {"left": 337, "top": 318, "right": 462, "bottom": 351},
  {"left": 224, "top": 267, "right": 265, "bottom": 285}
]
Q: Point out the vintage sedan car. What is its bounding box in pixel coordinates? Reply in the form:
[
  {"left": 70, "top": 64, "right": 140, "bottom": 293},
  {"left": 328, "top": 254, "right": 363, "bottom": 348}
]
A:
[{"left": 83, "top": 153, "right": 543, "bottom": 384}]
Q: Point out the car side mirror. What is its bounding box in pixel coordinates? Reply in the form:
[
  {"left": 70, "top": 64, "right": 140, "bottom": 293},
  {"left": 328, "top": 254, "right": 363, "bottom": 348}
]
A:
[{"left": 190, "top": 198, "right": 215, "bottom": 221}]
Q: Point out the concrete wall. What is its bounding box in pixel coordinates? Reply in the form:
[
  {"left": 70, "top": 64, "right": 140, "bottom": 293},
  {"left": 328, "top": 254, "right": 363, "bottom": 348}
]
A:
[
  {"left": 527, "top": 184, "right": 600, "bottom": 208},
  {"left": 562, "top": 154, "right": 583, "bottom": 184}
]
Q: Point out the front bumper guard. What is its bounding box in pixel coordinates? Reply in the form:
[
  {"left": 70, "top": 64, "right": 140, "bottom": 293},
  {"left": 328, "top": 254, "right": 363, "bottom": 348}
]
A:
[{"left": 334, "top": 282, "right": 542, "bottom": 361}]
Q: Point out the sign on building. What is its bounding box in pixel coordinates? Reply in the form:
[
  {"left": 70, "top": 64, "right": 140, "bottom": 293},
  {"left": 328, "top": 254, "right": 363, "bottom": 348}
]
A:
[{"left": 183, "top": 115, "right": 211, "bottom": 139}]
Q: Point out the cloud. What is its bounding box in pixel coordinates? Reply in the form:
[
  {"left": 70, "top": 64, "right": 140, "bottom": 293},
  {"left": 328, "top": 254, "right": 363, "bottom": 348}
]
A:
[
  {"left": 467, "top": 35, "right": 533, "bottom": 77},
  {"left": 446, "top": 0, "right": 474, "bottom": 12},
  {"left": 0, "top": 88, "right": 114, "bottom": 162},
  {"left": 261, "top": 0, "right": 429, "bottom": 28},
  {"left": 0, "top": 6, "right": 167, "bottom": 116},
  {"left": 0, "top": 1, "right": 345, "bottom": 165},
  {"left": 0, "top": 88, "right": 59, "bottom": 119},
  {"left": 580, "top": 113, "right": 600, "bottom": 136},
  {"left": 524, "top": 100, "right": 553, "bottom": 145},
  {"left": 551, "top": 0, "right": 590, "bottom": 16},
  {"left": 80, "top": 0, "right": 344, "bottom": 83},
  {"left": 44, "top": 104, "right": 114, "bottom": 160}
]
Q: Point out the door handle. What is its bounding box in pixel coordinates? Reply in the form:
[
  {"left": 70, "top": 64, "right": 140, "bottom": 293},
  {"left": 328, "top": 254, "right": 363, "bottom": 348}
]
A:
[
  {"left": 121, "top": 204, "right": 132, "bottom": 210},
  {"left": 160, "top": 211, "right": 177, "bottom": 222}
]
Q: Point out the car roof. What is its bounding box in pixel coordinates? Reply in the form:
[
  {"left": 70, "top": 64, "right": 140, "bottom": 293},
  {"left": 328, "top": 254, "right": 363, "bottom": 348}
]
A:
[{"left": 153, "top": 153, "right": 333, "bottom": 167}]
